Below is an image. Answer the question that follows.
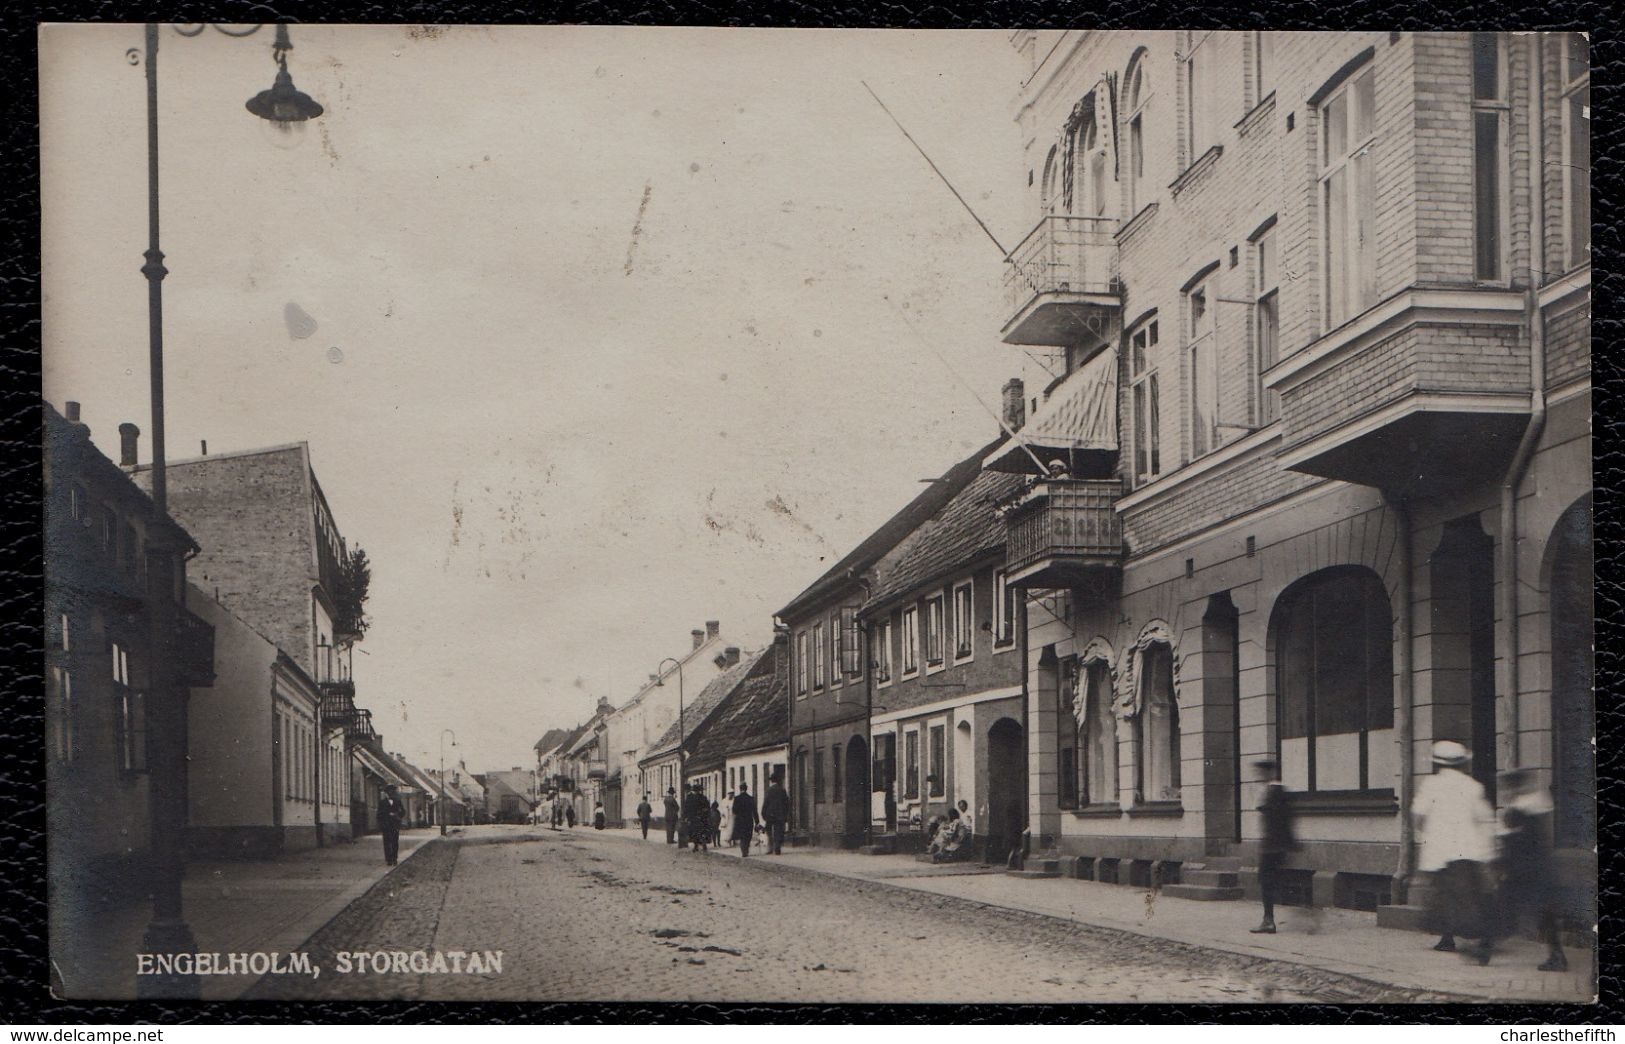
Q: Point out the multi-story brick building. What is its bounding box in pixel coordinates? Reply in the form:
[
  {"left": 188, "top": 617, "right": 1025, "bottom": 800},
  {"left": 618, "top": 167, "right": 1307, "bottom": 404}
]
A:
[
  {"left": 780, "top": 440, "right": 1003, "bottom": 846},
  {"left": 45, "top": 402, "right": 216, "bottom": 894},
  {"left": 134, "top": 442, "right": 378, "bottom": 850},
  {"left": 993, "top": 30, "right": 1590, "bottom": 915}
]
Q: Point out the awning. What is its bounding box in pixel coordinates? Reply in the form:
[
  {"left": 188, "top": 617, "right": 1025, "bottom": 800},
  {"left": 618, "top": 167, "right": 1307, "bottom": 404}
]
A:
[
  {"left": 984, "top": 349, "right": 1118, "bottom": 475},
  {"left": 354, "top": 746, "right": 416, "bottom": 791}
]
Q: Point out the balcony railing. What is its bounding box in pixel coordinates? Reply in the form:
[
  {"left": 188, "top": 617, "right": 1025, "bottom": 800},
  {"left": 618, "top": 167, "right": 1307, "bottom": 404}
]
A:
[
  {"left": 316, "top": 641, "right": 355, "bottom": 697},
  {"left": 321, "top": 690, "right": 356, "bottom": 728},
  {"left": 347, "top": 707, "right": 375, "bottom": 742},
  {"left": 1003, "top": 478, "right": 1124, "bottom": 589},
  {"left": 1002, "top": 214, "right": 1120, "bottom": 346}
]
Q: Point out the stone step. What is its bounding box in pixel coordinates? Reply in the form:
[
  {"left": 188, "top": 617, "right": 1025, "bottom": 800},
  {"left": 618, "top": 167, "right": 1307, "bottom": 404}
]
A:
[
  {"left": 1162, "top": 883, "right": 1246, "bottom": 902},
  {"left": 1006, "top": 867, "right": 1061, "bottom": 879},
  {"left": 1179, "top": 868, "right": 1241, "bottom": 888}
]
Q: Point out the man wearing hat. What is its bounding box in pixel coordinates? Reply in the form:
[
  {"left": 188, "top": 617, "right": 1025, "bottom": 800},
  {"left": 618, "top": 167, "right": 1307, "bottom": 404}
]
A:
[
  {"left": 1249, "top": 758, "right": 1296, "bottom": 934},
  {"left": 377, "top": 783, "right": 407, "bottom": 867},
  {"left": 1412, "top": 739, "right": 1497, "bottom": 961},
  {"left": 663, "top": 787, "right": 681, "bottom": 845}
]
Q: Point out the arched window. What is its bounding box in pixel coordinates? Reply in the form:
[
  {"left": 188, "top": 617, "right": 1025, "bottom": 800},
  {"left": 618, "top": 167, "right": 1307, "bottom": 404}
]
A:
[
  {"left": 1041, "top": 145, "right": 1061, "bottom": 215},
  {"left": 1078, "top": 109, "right": 1108, "bottom": 218},
  {"left": 1135, "top": 643, "right": 1180, "bottom": 802},
  {"left": 1274, "top": 567, "right": 1395, "bottom": 793},
  {"left": 1058, "top": 658, "right": 1080, "bottom": 809},
  {"left": 1124, "top": 50, "right": 1152, "bottom": 215},
  {"left": 1080, "top": 658, "right": 1118, "bottom": 805}
]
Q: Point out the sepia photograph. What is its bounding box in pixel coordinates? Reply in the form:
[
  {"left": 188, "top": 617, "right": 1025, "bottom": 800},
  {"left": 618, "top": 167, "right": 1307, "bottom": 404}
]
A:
[{"left": 38, "top": 25, "right": 1594, "bottom": 1010}]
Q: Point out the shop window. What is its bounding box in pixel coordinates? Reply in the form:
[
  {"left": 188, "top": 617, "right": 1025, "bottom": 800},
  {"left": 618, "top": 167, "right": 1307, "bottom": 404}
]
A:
[
  {"left": 1135, "top": 644, "right": 1180, "bottom": 803},
  {"left": 1081, "top": 659, "right": 1118, "bottom": 805}
]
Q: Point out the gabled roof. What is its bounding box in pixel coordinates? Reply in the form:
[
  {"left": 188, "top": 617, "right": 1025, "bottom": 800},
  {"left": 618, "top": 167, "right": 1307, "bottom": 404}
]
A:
[
  {"left": 686, "top": 642, "right": 788, "bottom": 772},
  {"left": 393, "top": 757, "right": 444, "bottom": 798},
  {"left": 355, "top": 745, "right": 416, "bottom": 791},
  {"left": 533, "top": 728, "right": 571, "bottom": 756},
  {"left": 865, "top": 463, "right": 1028, "bottom": 611},
  {"left": 776, "top": 436, "right": 1006, "bottom": 621},
  {"left": 640, "top": 651, "right": 763, "bottom": 765}
]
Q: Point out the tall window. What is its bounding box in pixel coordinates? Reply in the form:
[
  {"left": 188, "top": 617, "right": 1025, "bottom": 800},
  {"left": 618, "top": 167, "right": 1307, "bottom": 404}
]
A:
[
  {"left": 994, "top": 570, "right": 1016, "bottom": 646},
  {"left": 1081, "top": 660, "right": 1118, "bottom": 806},
  {"left": 813, "top": 747, "right": 825, "bottom": 804},
  {"left": 1184, "top": 32, "right": 1218, "bottom": 163},
  {"left": 924, "top": 596, "right": 945, "bottom": 666},
  {"left": 928, "top": 724, "right": 946, "bottom": 797},
  {"left": 1562, "top": 32, "right": 1590, "bottom": 270},
  {"left": 1135, "top": 644, "right": 1180, "bottom": 803},
  {"left": 1077, "top": 108, "right": 1108, "bottom": 217},
  {"left": 1125, "top": 52, "right": 1151, "bottom": 215},
  {"left": 1276, "top": 568, "right": 1396, "bottom": 793},
  {"left": 876, "top": 619, "right": 894, "bottom": 682},
  {"left": 829, "top": 614, "right": 843, "bottom": 686},
  {"left": 1254, "top": 225, "right": 1280, "bottom": 424},
  {"left": 812, "top": 621, "right": 825, "bottom": 690},
  {"left": 49, "top": 613, "right": 74, "bottom": 763},
  {"left": 901, "top": 607, "right": 919, "bottom": 676},
  {"left": 1253, "top": 31, "right": 1276, "bottom": 104},
  {"left": 796, "top": 631, "right": 809, "bottom": 695},
  {"left": 1321, "top": 63, "right": 1378, "bottom": 327},
  {"left": 904, "top": 729, "right": 920, "bottom": 800},
  {"left": 1058, "top": 660, "right": 1080, "bottom": 809},
  {"left": 952, "top": 581, "right": 974, "bottom": 660},
  {"left": 1187, "top": 276, "right": 1218, "bottom": 458},
  {"left": 1472, "top": 32, "right": 1509, "bottom": 282},
  {"left": 1130, "top": 318, "right": 1162, "bottom": 485}
]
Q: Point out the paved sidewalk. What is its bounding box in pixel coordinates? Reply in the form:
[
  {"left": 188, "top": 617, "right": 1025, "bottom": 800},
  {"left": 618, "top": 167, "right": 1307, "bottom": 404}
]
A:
[
  {"left": 53, "top": 830, "right": 434, "bottom": 1000},
  {"left": 590, "top": 826, "right": 1595, "bottom": 1004}
]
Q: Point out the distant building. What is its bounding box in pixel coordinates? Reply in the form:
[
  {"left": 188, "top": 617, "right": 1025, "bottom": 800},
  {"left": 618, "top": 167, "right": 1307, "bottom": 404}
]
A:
[
  {"left": 482, "top": 768, "right": 538, "bottom": 823},
  {"left": 637, "top": 645, "right": 750, "bottom": 798},
  {"left": 685, "top": 635, "right": 790, "bottom": 814}
]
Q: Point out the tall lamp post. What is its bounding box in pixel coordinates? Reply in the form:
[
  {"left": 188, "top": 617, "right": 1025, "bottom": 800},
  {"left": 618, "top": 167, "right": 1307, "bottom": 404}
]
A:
[
  {"left": 656, "top": 657, "right": 685, "bottom": 835},
  {"left": 440, "top": 729, "right": 457, "bottom": 836},
  {"left": 136, "top": 21, "right": 324, "bottom": 1001}
]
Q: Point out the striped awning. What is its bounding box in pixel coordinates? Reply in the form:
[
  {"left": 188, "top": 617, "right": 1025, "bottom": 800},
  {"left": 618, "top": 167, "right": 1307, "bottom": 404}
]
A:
[{"left": 984, "top": 349, "right": 1118, "bottom": 475}]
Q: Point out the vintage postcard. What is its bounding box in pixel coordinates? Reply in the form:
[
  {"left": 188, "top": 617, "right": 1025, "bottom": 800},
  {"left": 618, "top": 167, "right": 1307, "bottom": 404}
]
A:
[{"left": 39, "top": 26, "right": 1594, "bottom": 1006}]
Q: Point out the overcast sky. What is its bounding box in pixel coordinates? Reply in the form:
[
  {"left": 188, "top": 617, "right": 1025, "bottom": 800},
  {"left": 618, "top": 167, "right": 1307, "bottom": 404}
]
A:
[{"left": 41, "top": 25, "right": 1034, "bottom": 773}]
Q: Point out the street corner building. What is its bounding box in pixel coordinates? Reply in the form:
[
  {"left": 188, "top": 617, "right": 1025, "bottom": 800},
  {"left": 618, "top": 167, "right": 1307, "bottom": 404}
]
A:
[{"left": 975, "top": 30, "right": 1590, "bottom": 918}]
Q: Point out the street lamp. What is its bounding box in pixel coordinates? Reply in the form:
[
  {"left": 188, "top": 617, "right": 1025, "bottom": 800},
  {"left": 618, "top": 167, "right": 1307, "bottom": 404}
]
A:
[
  {"left": 440, "top": 729, "right": 457, "bottom": 837},
  {"left": 655, "top": 657, "right": 686, "bottom": 843},
  {"left": 135, "top": 21, "right": 326, "bottom": 1001}
]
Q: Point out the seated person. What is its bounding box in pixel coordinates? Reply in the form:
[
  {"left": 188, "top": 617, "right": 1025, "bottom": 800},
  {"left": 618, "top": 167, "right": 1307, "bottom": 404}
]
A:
[{"left": 927, "top": 808, "right": 972, "bottom": 863}]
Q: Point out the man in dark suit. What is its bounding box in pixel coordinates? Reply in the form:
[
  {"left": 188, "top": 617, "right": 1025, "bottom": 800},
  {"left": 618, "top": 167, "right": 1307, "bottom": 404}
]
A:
[
  {"left": 1250, "top": 758, "right": 1296, "bottom": 935},
  {"left": 663, "top": 787, "right": 681, "bottom": 844},
  {"left": 378, "top": 783, "right": 407, "bottom": 867},
  {"left": 731, "top": 782, "right": 760, "bottom": 857},
  {"left": 762, "top": 770, "right": 791, "bottom": 855}
]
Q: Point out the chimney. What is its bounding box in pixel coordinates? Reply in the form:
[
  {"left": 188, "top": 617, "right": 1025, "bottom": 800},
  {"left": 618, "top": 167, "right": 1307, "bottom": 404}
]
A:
[
  {"left": 118, "top": 422, "right": 140, "bottom": 467},
  {"left": 706, "top": 620, "right": 720, "bottom": 640},
  {"left": 64, "top": 401, "right": 81, "bottom": 423},
  {"left": 692, "top": 628, "right": 704, "bottom": 650},
  {"left": 714, "top": 646, "right": 741, "bottom": 669},
  {"left": 1002, "top": 378, "right": 1026, "bottom": 433}
]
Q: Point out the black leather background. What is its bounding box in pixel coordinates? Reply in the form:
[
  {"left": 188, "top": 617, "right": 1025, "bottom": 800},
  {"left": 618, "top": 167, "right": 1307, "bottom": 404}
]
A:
[{"left": 3, "top": 0, "right": 1617, "bottom": 1025}]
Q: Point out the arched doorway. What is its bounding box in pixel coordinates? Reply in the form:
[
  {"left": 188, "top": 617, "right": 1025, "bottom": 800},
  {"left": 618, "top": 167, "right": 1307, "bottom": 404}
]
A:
[
  {"left": 844, "top": 735, "right": 868, "bottom": 845},
  {"left": 1549, "top": 497, "right": 1593, "bottom": 850},
  {"left": 985, "top": 717, "right": 1026, "bottom": 866}
]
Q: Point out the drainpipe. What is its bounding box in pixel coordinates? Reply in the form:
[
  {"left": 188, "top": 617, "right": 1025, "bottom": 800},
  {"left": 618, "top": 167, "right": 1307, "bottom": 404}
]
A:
[
  {"left": 1498, "top": 32, "right": 1550, "bottom": 777},
  {"left": 1018, "top": 587, "right": 1032, "bottom": 865},
  {"left": 1386, "top": 493, "right": 1414, "bottom": 904}
]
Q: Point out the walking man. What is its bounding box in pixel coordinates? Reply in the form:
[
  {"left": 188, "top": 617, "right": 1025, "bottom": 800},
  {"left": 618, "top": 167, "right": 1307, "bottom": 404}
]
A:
[
  {"left": 663, "top": 787, "right": 681, "bottom": 844},
  {"left": 762, "top": 769, "right": 790, "bottom": 855},
  {"left": 683, "top": 782, "right": 711, "bottom": 852},
  {"left": 1414, "top": 740, "right": 1498, "bottom": 963},
  {"left": 1495, "top": 768, "right": 1569, "bottom": 972},
  {"left": 378, "top": 783, "right": 406, "bottom": 867},
  {"left": 1250, "top": 758, "right": 1296, "bottom": 934},
  {"left": 732, "top": 782, "right": 760, "bottom": 857},
  {"left": 636, "top": 793, "right": 654, "bottom": 839}
]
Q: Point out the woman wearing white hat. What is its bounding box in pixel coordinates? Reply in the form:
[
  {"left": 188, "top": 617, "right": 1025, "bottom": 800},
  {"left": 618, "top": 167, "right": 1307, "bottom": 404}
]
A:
[{"left": 1412, "top": 739, "right": 1498, "bottom": 963}]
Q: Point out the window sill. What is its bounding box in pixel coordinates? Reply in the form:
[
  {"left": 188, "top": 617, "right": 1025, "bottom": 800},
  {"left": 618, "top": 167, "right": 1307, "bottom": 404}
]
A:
[
  {"left": 1126, "top": 801, "right": 1185, "bottom": 818},
  {"left": 1170, "top": 145, "right": 1223, "bottom": 197},
  {"left": 993, "top": 640, "right": 1017, "bottom": 654},
  {"left": 1116, "top": 202, "right": 1158, "bottom": 245},
  {"left": 1235, "top": 91, "right": 1276, "bottom": 137},
  {"left": 1070, "top": 802, "right": 1125, "bottom": 819},
  {"left": 1286, "top": 789, "right": 1398, "bottom": 816}
]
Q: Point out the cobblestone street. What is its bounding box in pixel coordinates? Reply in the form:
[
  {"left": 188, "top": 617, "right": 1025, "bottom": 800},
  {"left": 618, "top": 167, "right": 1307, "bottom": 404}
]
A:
[{"left": 252, "top": 830, "right": 1465, "bottom": 1004}]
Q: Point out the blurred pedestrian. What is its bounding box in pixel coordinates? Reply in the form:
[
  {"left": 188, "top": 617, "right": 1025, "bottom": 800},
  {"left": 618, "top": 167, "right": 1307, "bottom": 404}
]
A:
[
  {"left": 762, "top": 770, "right": 790, "bottom": 855},
  {"left": 636, "top": 793, "right": 654, "bottom": 839},
  {"left": 1495, "top": 768, "right": 1568, "bottom": 972},
  {"left": 1249, "top": 758, "right": 1297, "bottom": 934},
  {"left": 565, "top": 803, "right": 576, "bottom": 829},
  {"left": 593, "top": 801, "right": 606, "bottom": 830},
  {"left": 732, "top": 782, "right": 760, "bottom": 857},
  {"left": 1414, "top": 740, "right": 1497, "bottom": 963},
  {"left": 663, "top": 788, "right": 681, "bottom": 844},
  {"left": 684, "top": 783, "right": 711, "bottom": 852},
  {"left": 377, "top": 784, "right": 406, "bottom": 867},
  {"left": 709, "top": 800, "right": 723, "bottom": 852}
]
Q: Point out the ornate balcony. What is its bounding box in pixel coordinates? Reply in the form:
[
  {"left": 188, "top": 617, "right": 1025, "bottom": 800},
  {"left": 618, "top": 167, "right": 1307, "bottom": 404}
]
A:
[
  {"left": 316, "top": 641, "right": 355, "bottom": 699},
  {"left": 320, "top": 691, "right": 356, "bottom": 728},
  {"left": 1001, "top": 478, "right": 1124, "bottom": 591},
  {"left": 348, "top": 707, "right": 376, "bottom": 743},
  {"left": 1001, "top": 214, "right": 1120, "bottom": 347}
]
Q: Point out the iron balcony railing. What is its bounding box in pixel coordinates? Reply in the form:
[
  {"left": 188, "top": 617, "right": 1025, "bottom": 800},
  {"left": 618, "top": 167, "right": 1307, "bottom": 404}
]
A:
[
  {"left": 320, "top": 690, "right": 356, "bottom": 727},
  {"left": 348, "top": 707, "right": 375, "bottom": 742},
  {"left": 1002, "top": 214, "right": 1120, "bottom": 320},
  {"left": 316, "top": 641, "right": 354, "bottom": 696},
  {"left": 1004, "top": 478, "right": 1124, "bottom": 580}
]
